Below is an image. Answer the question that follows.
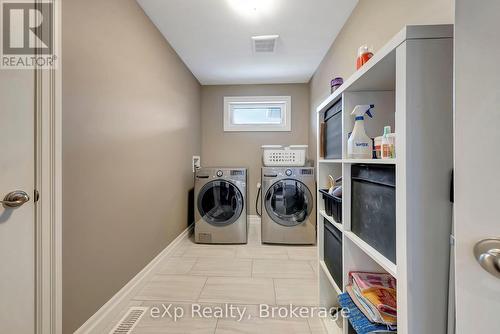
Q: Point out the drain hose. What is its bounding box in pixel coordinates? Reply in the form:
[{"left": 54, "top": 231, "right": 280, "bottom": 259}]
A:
[{"left": 255, "top": 182, "right": 262, "bottom": 217}]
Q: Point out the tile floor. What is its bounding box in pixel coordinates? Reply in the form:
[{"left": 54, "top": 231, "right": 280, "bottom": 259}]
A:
[{"left": 103, "top": 221, "right": 327, "bottom": 334}]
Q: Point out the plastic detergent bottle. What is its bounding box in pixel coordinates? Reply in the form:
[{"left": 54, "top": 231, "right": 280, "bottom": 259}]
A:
[
  {"left": 356, "top": 45, "right": 374, "bottom": 70},
  {"left": 347, "top": 104, "right": 374, "bottom": 159},
  {"left": 381, "top": 125, "right": 392, "bottom": 159}
]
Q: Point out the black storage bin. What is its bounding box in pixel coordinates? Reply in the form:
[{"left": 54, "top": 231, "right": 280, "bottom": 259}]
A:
[
  {"left": 324, "top": 99, "right": 342, "bottom": 159},
  {"left": 319, "top": 189, "right": 342, "bottom": 223},
  {"left": 351, "top": 164, "right": 396, "bottom": 263},
  {"left": 324, "top": 219, "right": 343, "bottom": 288}
]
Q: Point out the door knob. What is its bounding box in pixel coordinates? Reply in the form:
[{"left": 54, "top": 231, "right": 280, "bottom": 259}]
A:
[
  {"left": 0, "top": 190, "right": 30, "bottom": 208},
  {"left": 474, "top": 238, "right": 500, "bottom": 279}
]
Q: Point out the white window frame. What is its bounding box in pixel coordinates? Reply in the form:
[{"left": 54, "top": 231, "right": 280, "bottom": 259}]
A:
[{"left": 224, "top": 96, "right": 292, "bottom": 132}]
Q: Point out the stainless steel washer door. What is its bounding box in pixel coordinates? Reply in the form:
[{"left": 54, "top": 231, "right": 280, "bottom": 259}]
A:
[
  {"left": 197, "top": 180, "right": 244, "bottom": 226},
  {"left": 265, "top": 179, "right": 313, "bottom": 227}
]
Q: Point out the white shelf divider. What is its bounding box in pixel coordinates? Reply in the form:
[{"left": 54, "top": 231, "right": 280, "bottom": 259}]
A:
[
  {"left": 342, "top": 158, "right": 396, "bottom": 165},
  {"left": 318, "top": 159, "right": 343, "bottom": 164},
  {"left": 319, "top": 158, "right": 396, "bottom": 165},
  {"left": 319, "top": 261, "right": 343, "bottom": 295},
  {"left": 319, "top": 210, "right": 343, "bottom": 232},
  {"left": 343, "top": 231, "right": 397, "bottom": 277}
]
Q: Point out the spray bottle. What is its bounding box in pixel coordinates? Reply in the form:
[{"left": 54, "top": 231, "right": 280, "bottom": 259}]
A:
[{"left": 347, "top": 104, "right": 374, "bottom": 159}]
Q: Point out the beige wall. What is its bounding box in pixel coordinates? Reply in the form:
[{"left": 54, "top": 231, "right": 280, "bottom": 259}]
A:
[
  {"left": 308, "top": 0, "right": 454, "bottom": 157},
  {"left": 201, "top": 84, "right": 310, "bottom": 215},
  {"left": 62, "top": 0, "right": 201, "bottom": 332}
]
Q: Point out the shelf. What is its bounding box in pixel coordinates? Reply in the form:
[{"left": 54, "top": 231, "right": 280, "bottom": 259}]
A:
[
  {"left": 315, "top": 24, "right": 454, "bottom": 334},
  {"left": 320, "top": 261, "right": 342, "bottom": 295},
  {"left": 344, "top": 231, "right": 397, "bottom": 277},
  {"left": 316, "top": 37, "right": 397, "bottom": 114},
  {"left": 318, "top": 159, "right": 343, "bottom": 164},
  {"left": 316, "top": 25, "right": 453, "bottom": 115},
  {"left": 319, "top": 158, "right": 397, "bottom": 164},
  {"left": 343, "top": 158, "right": 396, "bottom": 165},
  {"left": 319, "top": 210, "right": 343, "bottom": 232}
]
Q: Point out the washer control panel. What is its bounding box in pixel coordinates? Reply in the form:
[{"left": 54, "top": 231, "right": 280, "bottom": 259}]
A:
[{"left": 262, "top": 167, "right": 315, "bottom": 179}]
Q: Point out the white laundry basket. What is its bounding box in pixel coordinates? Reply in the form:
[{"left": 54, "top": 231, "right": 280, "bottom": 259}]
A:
[{"left": 261, "top": 145, "right": 308, "bottom": 166}]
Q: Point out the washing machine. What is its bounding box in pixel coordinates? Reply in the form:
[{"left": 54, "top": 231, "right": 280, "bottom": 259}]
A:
[
  {"left": 261, "top": 167, "right": 316, "bottom": 244},
  {"left": 195, "top": 167, "right": 247, "bottom": 244}
]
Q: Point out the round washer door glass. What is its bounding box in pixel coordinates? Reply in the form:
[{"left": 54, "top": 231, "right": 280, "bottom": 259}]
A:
[
  {"left": 198, "top": 180, "right": 244, "bottom": 226},
  {"left": 265, "top": 179, "right": 313, "bottom": 227}
]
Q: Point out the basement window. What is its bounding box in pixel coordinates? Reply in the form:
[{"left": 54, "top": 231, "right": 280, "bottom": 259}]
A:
[{"left": 224, "top": 96, "right": 291, "bottom": 132}]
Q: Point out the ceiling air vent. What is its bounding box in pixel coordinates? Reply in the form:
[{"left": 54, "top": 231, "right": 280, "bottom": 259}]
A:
[
  {"left": 252, "top": 35, "right": 279, "bottom": 53},
  {"left": 109, "top": 307, "right": 148, "bottom": 334}
]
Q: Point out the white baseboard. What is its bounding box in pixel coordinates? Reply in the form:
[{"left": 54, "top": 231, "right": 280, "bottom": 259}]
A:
[{"left": 75, "top": 225, "right": 194, "bottom": 334}]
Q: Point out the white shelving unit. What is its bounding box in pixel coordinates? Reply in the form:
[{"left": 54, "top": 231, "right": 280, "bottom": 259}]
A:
[{"left": 316, "top": 25, "right": 453, "bottom": 334}]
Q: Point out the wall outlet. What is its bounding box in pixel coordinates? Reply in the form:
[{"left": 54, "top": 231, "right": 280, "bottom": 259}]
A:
[{"left": 192, "top": 156, "right": 201, "bottom": 172}]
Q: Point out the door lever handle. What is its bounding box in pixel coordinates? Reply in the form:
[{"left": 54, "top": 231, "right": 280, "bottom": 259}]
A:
[
  {"left": 474, "top": 238, "right": 500, "bottom": 279},
  {"left": 1, "top": 190, "right": 30, "bottom": 208}
]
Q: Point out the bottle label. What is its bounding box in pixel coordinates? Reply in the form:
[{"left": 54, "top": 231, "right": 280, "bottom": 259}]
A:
[{"left": 382, "top": 144, "right": 391, "bottom": 158}]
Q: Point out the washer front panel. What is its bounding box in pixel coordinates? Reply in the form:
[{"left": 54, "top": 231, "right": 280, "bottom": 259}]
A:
[
  {"left": 264, "top": 178, "right": 313, "bottom": 227},
  {"left": 197, "top": 180, "right": 244, "bottom": 227}
]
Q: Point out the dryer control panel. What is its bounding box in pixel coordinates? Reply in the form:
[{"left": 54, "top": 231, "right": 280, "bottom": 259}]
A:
[{"left": 262, "top": 167, "right": 315, "bottom": 179}]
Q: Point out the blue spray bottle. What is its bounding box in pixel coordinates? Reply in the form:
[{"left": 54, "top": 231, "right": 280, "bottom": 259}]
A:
[{"left": 347, "top": 104, "right": 374, "bottom": 159}]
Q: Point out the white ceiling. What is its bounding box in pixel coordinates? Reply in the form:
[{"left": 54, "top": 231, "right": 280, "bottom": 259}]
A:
[{"left": 137, "top": 0, "right": 358, "bottom": 85}]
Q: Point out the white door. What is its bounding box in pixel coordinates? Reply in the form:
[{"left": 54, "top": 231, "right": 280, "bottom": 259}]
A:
[
  {"left": 0, "top": 69, "right": 36, "bottom": 331},
  {"left": 455, "top": 0, "right": 500, "bottom": 332}
]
